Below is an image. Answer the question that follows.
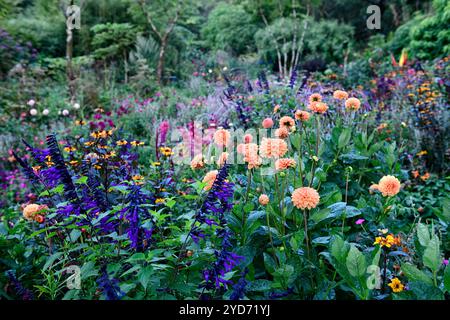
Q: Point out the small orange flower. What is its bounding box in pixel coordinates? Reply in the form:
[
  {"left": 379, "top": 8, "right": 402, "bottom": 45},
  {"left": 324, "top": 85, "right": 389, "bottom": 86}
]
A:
[
  {"left": 217, "top": 152, "right": 229, "bottom": 167},
  {"left": 279, "top": 116, "right": 295, "bottom": 128},
  {"left": 420, "top": 172, "right": 430, "bottom": 181},
  {"left": 213, "top": 129, "right": 231, "bottom": 147},
  {"left": 190, "top": 154, "right": 205, "bottom": 170},
  {"left": 259, "top": 194, "right": 269, "bottom": 206},
  {"left": 243, "top": 134, "right": 253, "bottom": 143},
  {"left": 377, "top": 175, "right": 401, "bottom": 197},
  {"left": 291, "top": 187, "right": 320, "bottom": 210},
  {"left": 295, "top": 110, "right": 310, "bottom": 121},
  {"left": 308, "top": 102, "right": 328, "bottom": 114},
  {"left": 275, "top": 127, "right": 290, "bottom": 139},
  {"left": 333, "top": 90, "right": 349, "bottom": 100},
  {"left": 202, "top": 170, "right": 218, "bottom": 191},
  {"left": 411, "top": 170, "right": 419, "bottom": 178},
  {"left": 275, "top": 158, "right": 296, "bottom": 171},
  {"left": 369, "top": 184, "right": 379, "bottom": 194},
  {"left": 308, "top": 93, "right": 322, "bottom": 104},
  {"left": 262, "top": 118, "right": 274, "bottom": 129},
  {"left": 345, "top": 97, "right": 361, "bottom": 111},
  {"left": 247, "top": 156, "right": 262, "bottom": 169}
]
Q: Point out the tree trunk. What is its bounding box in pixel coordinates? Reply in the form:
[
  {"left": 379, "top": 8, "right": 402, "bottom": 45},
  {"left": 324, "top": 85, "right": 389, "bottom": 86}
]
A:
[{"left": 157, "top": 39, "right": 167, "bottom": 85}]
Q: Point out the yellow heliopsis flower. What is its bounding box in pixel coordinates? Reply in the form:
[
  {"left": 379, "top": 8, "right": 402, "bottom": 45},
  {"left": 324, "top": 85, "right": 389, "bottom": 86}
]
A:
[{"left": 388, "top": 278, "right": 404, "bottom": 293}]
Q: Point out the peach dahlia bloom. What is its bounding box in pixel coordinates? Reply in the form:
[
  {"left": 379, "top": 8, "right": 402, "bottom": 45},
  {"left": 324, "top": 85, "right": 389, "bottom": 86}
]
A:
[
  {"left": 275, "top": 158, "right": 297, "bottom": 171},
  {"left": 345, "top": 97, "right": 361, "bottom": 111},
  {"left": 275, "top": 127, "right": 290, "bottom": 139},
  {"left": 259, "top": 194, "right": 269, "bottom": 206},
  {"left": 308, "top": 102, "right": 328, "bottom": 114},
  {"left": 190, "top": 154, "right": 205, "bottom": 170},
  {"left": 377, "top": 175, "right": 401, "bottom": 197},
  {"left": 23, "top": 204, "right": 48, "bottom": 221},
  {"left": 217, "top": 152, "right": 229, "bottom": 167},
  {"left": 202, "top": 170, "right": 218, "bottom": 191},
  {"left": 213, "top": 129, "right": 231, "bottom": 147},
  {"left": 295, "top": 110, "right": 310, "bottom": 121},
  {"left": 308, "top": 93, "right": 322, "bottom": 104},
  {"left": 262, "top": 118, "right": 274, "bottom": 129},
  {"left": 241, "top": 143, "right": 259, "bottom": 161},
  {"left": 259, "top": 138, "right": 288, "bottom": 158},
  {"left": 279, "top": 116, "right": 295, "bottom": 128},
  {"left": 333, "top": 90, "right": 349, "bottom": 100},
  {"left": 291, "top": 187, "right": 320, "bottom": 210},
  {"left": 247, "top": 156, "right": 262, "bottom": 169},
  {"left": 244, "top": 134, "right": 253, "bottom": 143}
]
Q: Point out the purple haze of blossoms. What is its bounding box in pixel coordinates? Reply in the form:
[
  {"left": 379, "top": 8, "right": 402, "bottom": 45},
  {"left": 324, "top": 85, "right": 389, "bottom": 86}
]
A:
[{"left": 189, "top": 163, "right": 243, "bottom": 291}]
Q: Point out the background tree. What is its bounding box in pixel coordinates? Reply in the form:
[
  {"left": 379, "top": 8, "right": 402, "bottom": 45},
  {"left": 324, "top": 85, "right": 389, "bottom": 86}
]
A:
[{"left": 90, "top": 23, "right": 137, "bottom": 83}]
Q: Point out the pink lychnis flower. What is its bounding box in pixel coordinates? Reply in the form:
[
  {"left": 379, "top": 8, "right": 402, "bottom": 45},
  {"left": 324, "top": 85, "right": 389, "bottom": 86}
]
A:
[{"left": 355, "top": 219, "right": 365, "bottom": 225}]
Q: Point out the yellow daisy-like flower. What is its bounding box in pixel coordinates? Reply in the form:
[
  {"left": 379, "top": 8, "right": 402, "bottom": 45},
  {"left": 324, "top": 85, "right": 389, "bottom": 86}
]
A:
[
  {"left": 116, "top": 139, "right": 128, "bottom": 146},
  {"left": 388, "top": 278, "right": 404, "bottom": 293},
  {"left": 160, "top": 147, "right": 174, "bottom": 157},
  {"left": 131, "top": 140, "right": 145, "bottom": 146},
  {"left": 132, "top": 175, "right": 144, "bottom": 185},
  {"left": 152, "top": 162, "right": 161, "bottom": 167},
  {"left": 84, "top": 141, "right": 95, "bottom": 147},
  {"left": 64, "top": 146, "right": 76, "bottom": 152},
  {"left": 155, "top": 198, "right": 165, "bottom": 204}
]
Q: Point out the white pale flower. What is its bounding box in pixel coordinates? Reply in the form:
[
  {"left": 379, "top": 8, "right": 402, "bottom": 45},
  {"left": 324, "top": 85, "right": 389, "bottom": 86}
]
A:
[
  {"left": 62, "top": 109, "right": 69, "bottom": 116},
  {"left": 29, "top": 108, "right": 37, "bottom": 116},
  {"left": 27, "top": 99, "right": 36, "bottom": 107},
  {"left": 73, "top": 103, "right": 80, "bottom": 109},
  {"left": 42, "top": 109, "right": 49, "bottom": 116}
]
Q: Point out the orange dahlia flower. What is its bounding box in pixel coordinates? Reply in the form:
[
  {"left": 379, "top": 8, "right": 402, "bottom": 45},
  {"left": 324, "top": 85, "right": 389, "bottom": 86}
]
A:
[
  {"left": 308, "top": 102, "right": 328, "bottom": 114},
  {"left": 213, "top": 129, "right": 231, "bottom": 147},
  {"left": 345, "top": 97, "right": 361, "bottom": 111},
  {"left": 295, "top": 110, "right": 310, "bottom": 121},
  {"left": 262, "top": 118, "right": 274, "bottom": 129},
  {"left": 190, "top": 154, "right": 205, "bottom": 170},
  {"left": 275, "top": 158, "right": 297, "bottom": 171},
  {"left": 291, "top": 187, "right": 320, "bottom": 210},
  {"left": 275, "top": 127, "right": 290, "bottom": 139},
  {"left": 377, "top": 175, "right": 401, "bottom": 197},
  {"left": 279, "top": 116, "right": 295, "bottom": 128},
  {"left": 259, "top": 194, "right": 269, "bottom": 206},
  {"left": 202, "top": 170, "right": 218, "bottom": 191},
  {"left": 308, "top": 93, "right": 322, "bottom": 104},
  {"left": 259, "top": 138, "right": 288, "bottom": 158},
  {"left": 333, "top": 90, "right": 349, "bottom": 100}
]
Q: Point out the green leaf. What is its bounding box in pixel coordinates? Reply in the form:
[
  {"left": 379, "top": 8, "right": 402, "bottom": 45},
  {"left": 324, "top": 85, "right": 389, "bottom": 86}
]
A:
[
  {"left": 246, "top": 280, "right": 272, "bottom": 292},
  {"left": 43, "top": 252, "right": 64, "bottom": 271},
  {"left": 80, "top": 261, "right": 98, "bottom": 280},
  {"left": 401, "top": 263, "right": 433, "bottom": 286},
  {"left": 310, "top": 208, "right": 331, "bottom": 223},
  {"left": 263, "top": 252, "right": 277, "bottom": 275},
  {"left": 138, "top": 266, "right": 154, "bottom": 290},
  {"left": 75, "top": 176, "right": 88, "bottom": 184},
  {"left": 165, "top": 199, "right": 176, "bottom": 209},
  {"left": 126, "top": 253, "right": 146, "bottom": 263},
  {"left": 417, "top": 223, "right": 431, "bottom": 247},
  {"left": 69, "top": 229, "right": 82, "bottom": 243},
  {"left": 444, "top": 265, "right": 450, "bottom": 292},
  {"left": 346, "top": 245, "right": 367, "bottom": 277},
  {"left": 338, "top": 128, "right": 351, "bottom": 149},
  {"left": 423, "top": 236, "right": 441, "bottom": 273},
  {"left": 408, "top": 281, "right": 444, "bottom": 300},
  {"left": 330, "top": 236, "right": 348, "bottom": 264}
]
